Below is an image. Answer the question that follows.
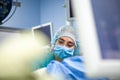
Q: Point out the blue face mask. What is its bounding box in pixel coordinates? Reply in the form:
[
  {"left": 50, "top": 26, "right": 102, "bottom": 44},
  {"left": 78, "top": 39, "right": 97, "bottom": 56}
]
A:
[{"left": 53, "top": 45, "right": 74, "bottom": 59}]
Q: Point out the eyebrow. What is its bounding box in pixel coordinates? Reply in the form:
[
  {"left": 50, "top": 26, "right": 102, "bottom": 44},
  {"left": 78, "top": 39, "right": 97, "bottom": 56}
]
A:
[{"left": 58, "top": 38, "right": 65, "bottom": 41}]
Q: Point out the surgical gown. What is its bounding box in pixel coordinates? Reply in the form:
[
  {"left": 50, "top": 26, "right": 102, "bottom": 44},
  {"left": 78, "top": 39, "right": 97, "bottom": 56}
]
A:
[{"left": 47, "top": 56, "right": 87, "bottom": 80}]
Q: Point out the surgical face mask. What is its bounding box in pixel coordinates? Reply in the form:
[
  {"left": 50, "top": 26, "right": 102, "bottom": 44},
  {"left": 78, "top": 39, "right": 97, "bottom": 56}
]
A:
[{"left": 53, "top": 45, "right": 74, "bottom": 59}]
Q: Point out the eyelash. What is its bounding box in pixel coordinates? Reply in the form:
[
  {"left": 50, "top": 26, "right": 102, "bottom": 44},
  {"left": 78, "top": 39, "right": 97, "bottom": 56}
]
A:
[
  {"left": 58, "top": 40, "right": 64, "bottom": 44},
  {"left": 67, "top": 44, "right": 73, "bottom": 47},
  {"left": 57, "top": 39, "right": 74, "bottom": 48},
  {"left": 59, "top": 42, "right": 73, "bottom": 47}
]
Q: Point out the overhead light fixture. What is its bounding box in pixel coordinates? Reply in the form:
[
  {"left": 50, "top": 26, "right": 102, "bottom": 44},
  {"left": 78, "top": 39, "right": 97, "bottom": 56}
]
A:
[
  {"left": 0, "top": 0, "right": 12, "bottom": 24},
  {"left": 0, "top": 0, "right": 21, "bottom": 25}
]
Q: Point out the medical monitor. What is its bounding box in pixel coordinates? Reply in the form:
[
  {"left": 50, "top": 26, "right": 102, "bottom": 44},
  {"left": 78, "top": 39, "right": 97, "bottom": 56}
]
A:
[
  {"left": 32, "top": 22, "right": 53, "bottom": 46},
  {"left": 73, "top": 0, "right": 120, "bottom": 79}
]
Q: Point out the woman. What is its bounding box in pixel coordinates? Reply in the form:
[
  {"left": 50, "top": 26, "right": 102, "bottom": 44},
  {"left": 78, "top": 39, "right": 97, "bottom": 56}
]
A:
[{"left": 34, "top": 25, "right": 86, "bottom": 80}]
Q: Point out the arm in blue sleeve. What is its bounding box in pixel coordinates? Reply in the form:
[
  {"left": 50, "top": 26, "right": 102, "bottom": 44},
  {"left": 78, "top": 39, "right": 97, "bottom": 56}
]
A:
[{"left": 47, "top": 56, "right": 87, "bottom": 80}]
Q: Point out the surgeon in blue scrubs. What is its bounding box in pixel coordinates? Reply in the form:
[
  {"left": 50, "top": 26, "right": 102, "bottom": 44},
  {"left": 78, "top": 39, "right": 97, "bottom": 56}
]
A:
[{"left": 33, "top": 25, "right": 86, "bottom": 80}]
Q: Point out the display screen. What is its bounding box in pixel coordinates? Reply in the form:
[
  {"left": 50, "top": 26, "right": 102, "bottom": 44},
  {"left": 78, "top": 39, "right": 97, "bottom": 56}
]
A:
[
  {"left": 91, "top": 0, "right": 120, "bottom": 59},
  {"left": 33, "top": 24, "right": 52, "bottom": 45}
]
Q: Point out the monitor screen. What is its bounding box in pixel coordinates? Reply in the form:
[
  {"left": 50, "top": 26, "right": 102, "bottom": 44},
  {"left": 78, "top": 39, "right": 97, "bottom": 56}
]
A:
[{"left": 32, "top": 22, "right": 53, "bottom": 46}]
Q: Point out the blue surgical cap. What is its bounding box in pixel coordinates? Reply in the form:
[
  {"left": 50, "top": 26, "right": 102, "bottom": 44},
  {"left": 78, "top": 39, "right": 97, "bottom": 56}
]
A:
[{"left": 51, "top": 25, "right": 80, "bottom": 56}]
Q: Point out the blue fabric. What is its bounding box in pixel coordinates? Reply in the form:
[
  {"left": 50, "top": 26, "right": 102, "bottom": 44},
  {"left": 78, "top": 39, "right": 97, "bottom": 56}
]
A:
[
  {"left": 47, "top": 56, "right": 87, "bottom": 80},
  {"left": 46, "top": 56, "right": 110, "bottom": 80},
  {"left": 88, "top": 78, "right": 110, "bottom": 80},
  {"left": 53, "top": 45, "right": 74, "bottom": 59},
  {"left": 32, "top": 53, "right": 110, "bottom": 80}
]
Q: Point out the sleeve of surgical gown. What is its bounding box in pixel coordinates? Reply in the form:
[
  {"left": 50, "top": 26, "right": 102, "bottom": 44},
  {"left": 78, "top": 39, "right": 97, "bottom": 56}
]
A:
[{"left": 46, "top": 56, "right": 87, "bottom": 80}]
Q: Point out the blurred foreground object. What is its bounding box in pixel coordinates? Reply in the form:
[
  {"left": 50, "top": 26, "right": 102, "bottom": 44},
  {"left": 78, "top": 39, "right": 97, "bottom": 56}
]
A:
[
  {"left": 0, "top": 31, "right": 48, "bottom": 80},
  {"left": 34, "top": 68, "right": 58, "bottom": 80},
  {"left": 72, "top": 0, "right": 120, "bottom": 79}
]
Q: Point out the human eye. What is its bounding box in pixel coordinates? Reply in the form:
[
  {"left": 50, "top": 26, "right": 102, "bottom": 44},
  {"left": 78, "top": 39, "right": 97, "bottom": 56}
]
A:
[
  {"left": 58, "top": 39, "right": 64, "bottom": 44},
  {"left": 67, "top": 42, "right": 74, "bottom": 48}
]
